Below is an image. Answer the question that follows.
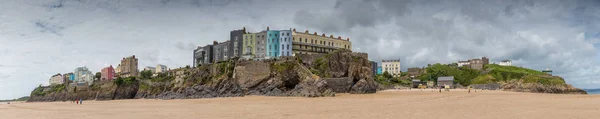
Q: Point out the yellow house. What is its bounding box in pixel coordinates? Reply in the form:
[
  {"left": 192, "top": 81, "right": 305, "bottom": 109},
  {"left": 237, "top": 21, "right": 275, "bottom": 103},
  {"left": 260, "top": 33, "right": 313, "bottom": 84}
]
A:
[
  {"left": 291, "top": 29, "right": 352, "bottom": 55},
  {"left": 242, "top": 33, "right": 256, "bottom": 56}
]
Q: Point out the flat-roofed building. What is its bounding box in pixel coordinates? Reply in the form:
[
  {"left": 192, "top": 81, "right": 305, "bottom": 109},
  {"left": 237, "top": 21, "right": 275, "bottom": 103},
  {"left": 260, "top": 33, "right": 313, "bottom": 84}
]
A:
[
  {"left": 291, "top": 29, "right": 352, "bottom": 55},
  {"left": 382, "top": 59, "right": 401, "bottom": 77},
  {"left": 194, "top": 44, "right": 213, "bottom": 67}
]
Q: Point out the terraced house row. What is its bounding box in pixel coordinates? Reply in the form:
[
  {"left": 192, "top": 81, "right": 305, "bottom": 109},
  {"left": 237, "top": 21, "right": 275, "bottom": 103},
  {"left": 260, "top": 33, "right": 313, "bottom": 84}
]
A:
[{"left": 193, "top": 27, "right": 352, "bottom": 66}]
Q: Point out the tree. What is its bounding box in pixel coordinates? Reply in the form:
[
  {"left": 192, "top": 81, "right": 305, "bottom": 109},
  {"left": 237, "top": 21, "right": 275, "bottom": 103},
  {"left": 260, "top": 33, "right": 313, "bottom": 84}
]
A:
[
  {"left": 383, "top": 71, "right": 393, "bottom": 79},
  {"left": 140, "top": 70, "right": 153, "bottom": 79},
  {"left": 95, "top": 72, "right": 101, "bottom": 80}
]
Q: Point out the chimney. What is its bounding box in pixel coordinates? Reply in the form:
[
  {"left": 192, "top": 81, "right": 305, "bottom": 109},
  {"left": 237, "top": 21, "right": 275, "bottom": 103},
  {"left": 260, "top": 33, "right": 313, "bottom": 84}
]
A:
[
  {"left": 293, "top": 28, "right": 296, "bottom": 32},
  {"left": 242, "top": 27, "right": 246, "bottom": 32},
  {"left": 267, "top": 26, "right": 270, "bottom": 31},
  {"left": 213, "top": 41, "right": 218, "bottom": 45},
  {"left": 347, "top": 38, "right": 350, "bottom": 41},
  {"left": 133, "top": 55, "right": 135, "bottom": 58},
  {"left": 305, "top": 30, "right": 309, "bottom": 33},
  {"left": 314, "top": 32, "right": 317, "bottom": 35},
  {"left": 322, "top": 33, "right": 325, "bottom": 37},
  {"left": 338, "top": 36, "right": 341, "bottom": 39},
  {"left": 330, "top": 35, "right": 333, "bottom": 38}
]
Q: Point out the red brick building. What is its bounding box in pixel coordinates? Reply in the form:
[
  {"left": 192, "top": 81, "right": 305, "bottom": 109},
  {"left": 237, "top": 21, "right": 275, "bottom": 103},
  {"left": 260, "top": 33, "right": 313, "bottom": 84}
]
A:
[{"left": 101, "top": 65, "right": 115, "bottom": 80}]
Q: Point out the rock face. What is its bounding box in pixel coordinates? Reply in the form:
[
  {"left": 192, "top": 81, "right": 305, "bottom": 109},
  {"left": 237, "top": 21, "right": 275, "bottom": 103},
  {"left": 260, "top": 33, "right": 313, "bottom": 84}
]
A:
[
  {"left": 28, "top": 50, "right": 374, "bottom": 102},
  {"left": 299, "top": 50, "right": 377, "bottom": 94},
  {"left": 501, "top": 80, "right": 587, "bottom": 94},
  {"left": 28, "top": 81, "right": 139, "bottom": 102}
]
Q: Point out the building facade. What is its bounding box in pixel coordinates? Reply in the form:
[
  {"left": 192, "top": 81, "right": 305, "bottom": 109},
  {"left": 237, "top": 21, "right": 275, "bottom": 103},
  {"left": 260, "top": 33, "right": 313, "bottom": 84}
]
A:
[
  {"left": 74, "top": 67, "right": 93, "bottom": 85},
  {"left": 255, "top": 31, "right": 267, "bottom": 59},
  {"left": 377, "top": 67, "right": 382, "bottom": 74},
  {"left": 279, "top": 30, "right": 293, "bottom": 56},
  {"left": 156, "top": 64, "right": 167, "bottom": 73},
  {"left": 499, "top": 59, "right": 512, "bottom": 66},
  {"left": 143, "top": 66, "right": 156, "bottom": 72},
  {"left": 229, "top": 28, "right": 246, "bottom": 58},
  {"left": 101, "top": 65, "right": 115, "bottom": 81},
  {"left": 370, "top": 61, "right": 377, "bottom": 77},
  {"left": 49, "top": 73, "right": 64, "bottom": 85},
  {"left": 437, "top": 76, "right": 454, "bottom": 87},
  {"left": 266, "top": 29, "right": 280, "bottom": 58},
  {"left": 119, "top": 55, "right": 139, "bottom": 77},
  {"left": 193, "top": 44, "right": 213, "bottom": 67},
  {"left": 242, "top": 33, "right": 256, "bottom": 58},
  {"left": 213, "top": 41, "right": 230, "bottom": 62},
  {"left": 458, "top": 57, "right": 489, "bottom": 70},
  {"left": 382, "top": 59, "right": 401, "bottom": 77},
  {"left": 291, "top": 29, "right": 352, "bottom": 55},
  {"left": 64, "top": 72, "right": 74, "bottom": 81}
]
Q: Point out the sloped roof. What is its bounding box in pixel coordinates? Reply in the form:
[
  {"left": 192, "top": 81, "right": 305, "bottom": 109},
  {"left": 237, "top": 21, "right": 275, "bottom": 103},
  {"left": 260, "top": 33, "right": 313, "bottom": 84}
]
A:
[{"left": 438, "top": 76, "right": 454, "bottom": 81}]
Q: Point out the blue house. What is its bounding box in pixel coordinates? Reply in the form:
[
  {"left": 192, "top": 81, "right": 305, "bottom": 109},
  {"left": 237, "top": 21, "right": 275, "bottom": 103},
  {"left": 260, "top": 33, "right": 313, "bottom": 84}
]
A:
[{"left": 266, "top": 30, "right": 280, "bottom": 58}]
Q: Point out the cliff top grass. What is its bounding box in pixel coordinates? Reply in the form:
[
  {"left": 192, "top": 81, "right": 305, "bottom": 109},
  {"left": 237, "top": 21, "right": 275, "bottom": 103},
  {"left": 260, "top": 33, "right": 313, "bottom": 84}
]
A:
[
  {"left": 417, "top": 63, "right": 566, "bottom": 86},
  {"left": 485, "top": 64, "right": 547, "bottom": 75}
]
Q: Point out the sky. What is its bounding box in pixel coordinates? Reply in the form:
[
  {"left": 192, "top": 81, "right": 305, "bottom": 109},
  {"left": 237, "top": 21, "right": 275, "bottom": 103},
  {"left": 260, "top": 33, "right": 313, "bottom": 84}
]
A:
[{"left": 1, "top": 0, "right": 599, "bottom": 99}]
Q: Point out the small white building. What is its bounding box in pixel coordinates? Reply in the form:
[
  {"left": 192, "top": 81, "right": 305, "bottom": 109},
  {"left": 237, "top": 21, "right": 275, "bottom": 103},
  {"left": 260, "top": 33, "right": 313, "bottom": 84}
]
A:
[
  {"left": 499, "top": 60, "right": 512, "bottom": 66},
  {"left": 49, "top": 73, "right": 64, "bottom": 85},
  {"left": 156, "top": 64, "right": 168, "bottom": 73},
  {"left": 457, "top": 61, "right": 470, "bottom": 67}
]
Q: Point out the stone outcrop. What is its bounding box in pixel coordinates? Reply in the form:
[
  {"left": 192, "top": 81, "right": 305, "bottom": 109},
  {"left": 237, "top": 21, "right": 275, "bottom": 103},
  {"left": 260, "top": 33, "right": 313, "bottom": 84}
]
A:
[
  {"left": 501, "top": 80, "right": 587, "bottom": 94},
  {"left": 299, "top": 50, "right": 377, "bottom": 94}
]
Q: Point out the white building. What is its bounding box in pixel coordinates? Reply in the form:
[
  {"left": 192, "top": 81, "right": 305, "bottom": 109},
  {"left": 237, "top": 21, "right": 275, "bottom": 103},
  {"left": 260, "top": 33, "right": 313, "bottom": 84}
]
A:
[
  {"left": 381, "top": 59, "right": 401, "bottom": 77},
  {"left": 49, "top": 73, "right": 64, "bottom": 85},
  {"left": 156, "top": 64, "right": 168, "bottom": 73},
  {"left": 74, "top": 67, "right": 94, "bottom": 86},
  {"left": 458, "top": 61, "right": 470, "bottom": 67},
  {"left": 499, "top": 59, "right": 512, "bottom": 66},
  {"left": 143, "top": 66, "right": 156, "bottom": 72}
]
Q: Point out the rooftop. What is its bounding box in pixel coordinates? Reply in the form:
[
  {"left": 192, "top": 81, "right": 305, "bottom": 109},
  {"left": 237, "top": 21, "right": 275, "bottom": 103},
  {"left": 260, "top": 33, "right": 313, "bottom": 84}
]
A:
[{"left": 438, "top": 76, "right": 454, "bottom": 81}]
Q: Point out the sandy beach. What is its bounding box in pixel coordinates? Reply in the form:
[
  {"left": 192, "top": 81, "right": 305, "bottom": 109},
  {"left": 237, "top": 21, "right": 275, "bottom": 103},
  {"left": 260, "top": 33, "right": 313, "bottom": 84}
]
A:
[{"left": 2, "top": 90, "right": 599, "bottom": 119}]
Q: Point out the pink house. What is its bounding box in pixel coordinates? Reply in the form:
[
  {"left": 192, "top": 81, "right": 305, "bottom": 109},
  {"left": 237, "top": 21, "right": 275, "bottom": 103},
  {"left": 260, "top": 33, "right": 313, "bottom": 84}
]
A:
[{"left": 101, "top": 65, "right": 115, "bottom": 80}]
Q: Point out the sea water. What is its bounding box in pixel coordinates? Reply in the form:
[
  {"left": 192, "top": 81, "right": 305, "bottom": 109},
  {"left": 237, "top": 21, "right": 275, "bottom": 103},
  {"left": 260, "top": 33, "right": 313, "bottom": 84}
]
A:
[{"left": 584, "top": 89, "right": 600, "bottom": 94}]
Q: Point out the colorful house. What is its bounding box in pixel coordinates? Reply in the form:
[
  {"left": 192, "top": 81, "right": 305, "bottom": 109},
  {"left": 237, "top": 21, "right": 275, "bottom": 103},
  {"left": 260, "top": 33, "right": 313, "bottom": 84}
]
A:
[
  {"left": 101, "top": 65, "right": 115, "bottom": 80},
  {"left": 242, "top": 33, "right": 256, "bottom": 57},
  {"left": 266, "top": 29, "right": 280, "bottom": 58},
  {"left": 279, "top": 30, "right": 293, "bottom": 56}
]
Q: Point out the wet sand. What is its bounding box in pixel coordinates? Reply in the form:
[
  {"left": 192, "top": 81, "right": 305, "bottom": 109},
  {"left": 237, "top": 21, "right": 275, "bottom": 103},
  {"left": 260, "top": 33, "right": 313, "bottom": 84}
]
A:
[{"left": 2, "top": 89, "right": 599, "bottom": 119}]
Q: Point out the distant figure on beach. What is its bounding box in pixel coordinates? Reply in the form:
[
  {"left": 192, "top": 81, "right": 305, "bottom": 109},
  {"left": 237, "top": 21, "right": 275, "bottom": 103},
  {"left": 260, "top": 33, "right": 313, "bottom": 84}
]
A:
[
  {"left": 439, "top": 86, "right": 442, "bottom": 93},
  {"left": 468, "top": 86, "right": 472, "bottom": 93},
  {"left": 76, "top": 99, "right": 79, "bottom": 104},
  {"left": 79, "top": 99, "right": 82, "bottom": 105}
]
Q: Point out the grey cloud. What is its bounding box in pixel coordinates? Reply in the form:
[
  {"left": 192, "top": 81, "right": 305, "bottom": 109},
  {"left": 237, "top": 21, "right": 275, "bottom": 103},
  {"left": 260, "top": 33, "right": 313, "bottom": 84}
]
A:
[
  {"left": 34, "top": 20, "right": 63, "bottom": 36},
  {"left": 293, "top": 0, "right": 600, "bottom": 88}
]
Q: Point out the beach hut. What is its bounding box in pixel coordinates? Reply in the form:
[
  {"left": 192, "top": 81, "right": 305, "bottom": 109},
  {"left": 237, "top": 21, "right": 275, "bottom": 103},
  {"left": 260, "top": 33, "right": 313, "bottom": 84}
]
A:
[
  {"left": 411, "top": 79, "right": 421, "bottom": 88},
  {"left": 437, "top": 76, "right": 454, "bottom": 88}
]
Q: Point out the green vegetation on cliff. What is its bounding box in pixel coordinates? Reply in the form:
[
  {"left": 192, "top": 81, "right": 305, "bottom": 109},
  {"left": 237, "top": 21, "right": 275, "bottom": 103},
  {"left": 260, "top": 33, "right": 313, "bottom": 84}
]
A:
[{"left": 416, "top": 63, "right": 566, "bottom": 86}]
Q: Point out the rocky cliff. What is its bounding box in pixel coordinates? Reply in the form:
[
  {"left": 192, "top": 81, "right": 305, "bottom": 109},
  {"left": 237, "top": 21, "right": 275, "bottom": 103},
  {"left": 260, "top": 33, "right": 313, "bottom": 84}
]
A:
[
  {"left": 28, "top": 50, "right": 375, "bottom": 102},
  {"left": 298, "top": 50, "right": 377, "bottom": 94}
]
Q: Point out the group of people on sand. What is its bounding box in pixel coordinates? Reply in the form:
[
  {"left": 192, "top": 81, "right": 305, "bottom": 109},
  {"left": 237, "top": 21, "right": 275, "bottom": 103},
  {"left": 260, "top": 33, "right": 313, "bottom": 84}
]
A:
[{"left": 73, "top": 99, "right": 83, "bottom": 105}]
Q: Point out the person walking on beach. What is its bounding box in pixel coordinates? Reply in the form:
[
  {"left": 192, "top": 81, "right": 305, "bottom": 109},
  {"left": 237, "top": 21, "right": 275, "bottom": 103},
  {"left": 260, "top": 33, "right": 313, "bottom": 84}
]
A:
[
  {"left": 79, "top": 99, "right": 82, "bottom": 105},
  {"left": 468, "top": 86, "right": 472, "bottom": 93},
  {"left": 76, "top": 99, "right": 79, "bottom": 104}
]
